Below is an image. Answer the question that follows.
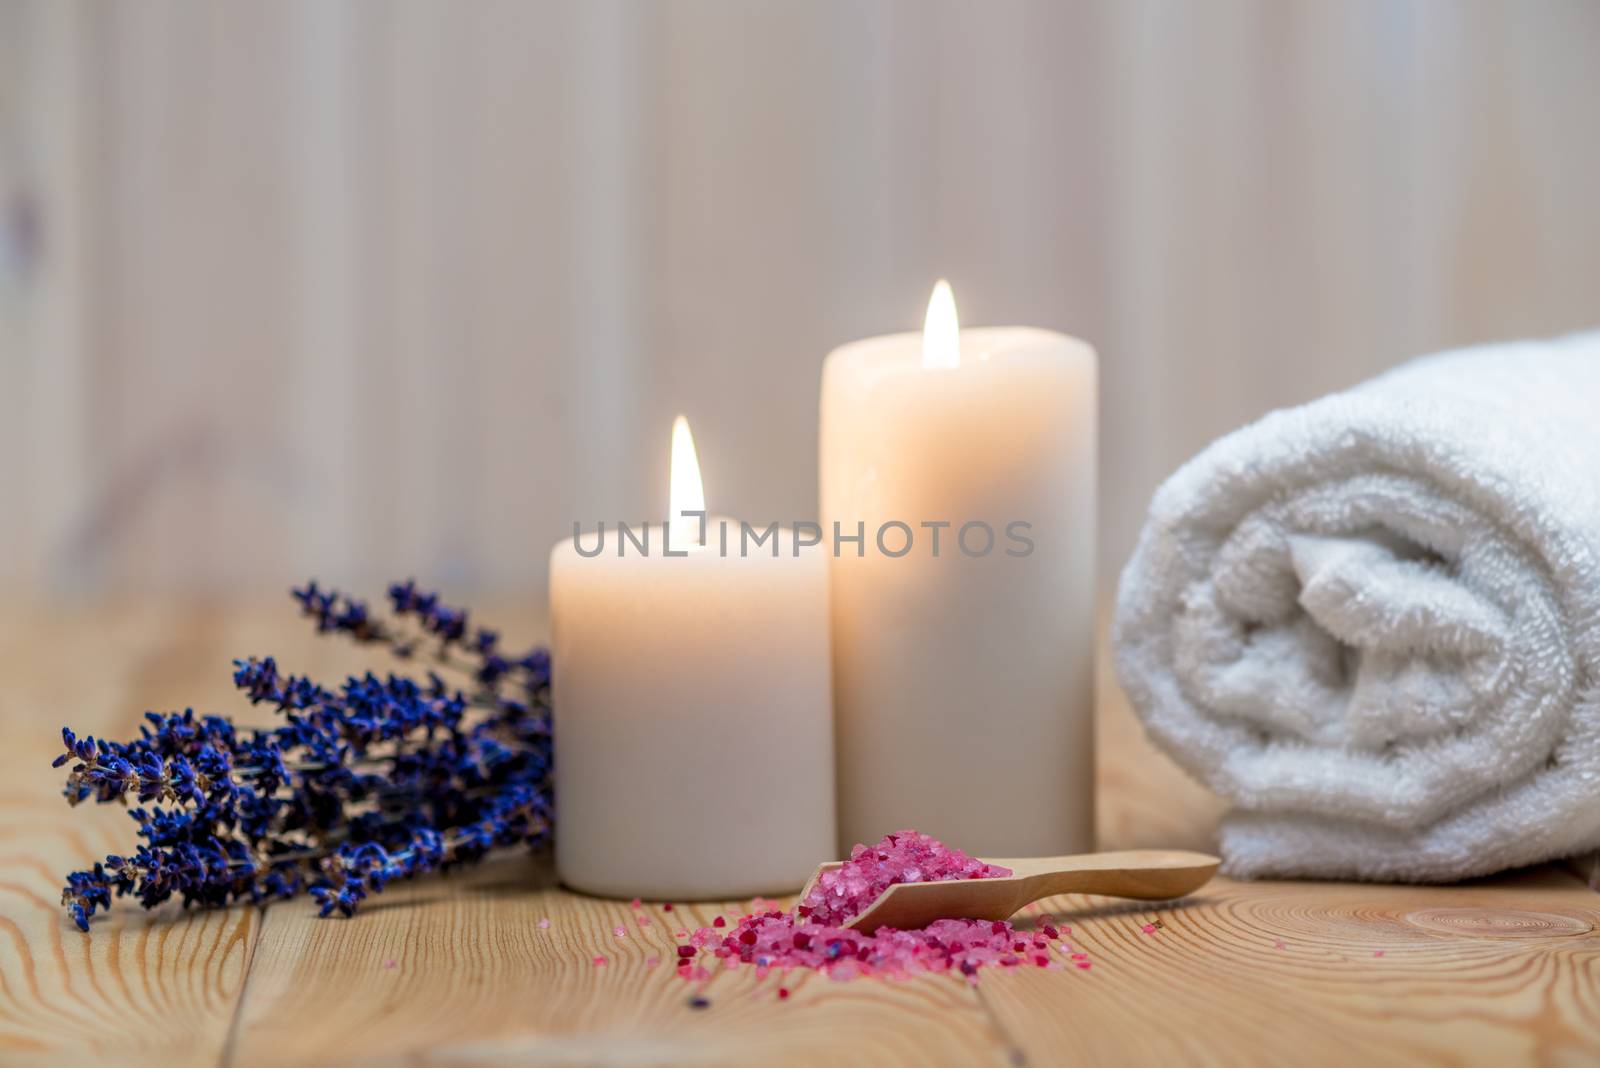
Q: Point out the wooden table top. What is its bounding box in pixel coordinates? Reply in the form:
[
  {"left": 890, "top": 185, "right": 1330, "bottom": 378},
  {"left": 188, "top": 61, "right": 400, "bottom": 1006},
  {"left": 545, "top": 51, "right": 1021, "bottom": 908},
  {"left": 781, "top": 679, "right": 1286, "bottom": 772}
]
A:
[{"left": 3, "top": 603, "right": 1598, "bottom": 1067}]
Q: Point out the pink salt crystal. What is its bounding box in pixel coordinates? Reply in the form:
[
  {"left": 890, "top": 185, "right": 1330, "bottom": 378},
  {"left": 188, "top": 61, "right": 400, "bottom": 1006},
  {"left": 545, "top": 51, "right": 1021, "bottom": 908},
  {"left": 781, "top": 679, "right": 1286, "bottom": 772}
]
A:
[
  {"left": 1373, "top": 949, "right": 1386, "bottom": 958},
  {"left": 538, "top": 918, "right": 551, "bottom": 929},
  {"left": 1141, "top": 923, "right": 1158, "bottom": 935},
  {"left": 383, "top": 959, "right": 397, "bottom": 969},
  {"left": 1075, "top": 961, "right": 1092, "bottom": 970},
  {"left": 1273, "top": 939, "right": 1286, "bottom": 950},
  {"left": 614, "top": 926, "right": 628, "bottom": 938},
  {"left": 636, "top": 915, "right": 652, "bottom": 927},
  {"left": 645, "top": 955, "right": 661, "bottom": 968},
  {"left": 630, "top": 897, "right": 642, "bottom": 910},
  {"left": 675, "top": 930, "right": 689, "bottom": 939},
  {"left": 593, "top": 955, "right": 608, "bottom": 967}
]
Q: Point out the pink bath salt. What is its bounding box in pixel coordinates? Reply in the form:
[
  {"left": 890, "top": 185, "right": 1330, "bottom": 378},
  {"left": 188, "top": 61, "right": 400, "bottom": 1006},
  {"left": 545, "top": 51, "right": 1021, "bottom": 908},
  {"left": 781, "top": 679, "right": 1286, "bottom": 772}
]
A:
[
  {"left": 1141, "top": 923, "right": 1158, "bottom": 935},
  {"left": 592, "top": 955, "right": 608, "bottom": 967},
  {"left": 1373, "top": 949, "right": 1386, "bottom": 958},
  {"left": 630, "top": 897, "right": 643, "bottom": 910},
  {"left": 538, "top": 918, "right": 551, "bottom": 930},
  {"left": 687, "top": 912, "right": 1051, "bottom": 983},
  {"left": 799, "top": 830, "right": 1012, "bottom": 927},
  {"left": 669, "top": 830, "right": 1079, "bottom": 984},
  {"left": 614, "top": 926, "right": 628, "bottom": 938}
]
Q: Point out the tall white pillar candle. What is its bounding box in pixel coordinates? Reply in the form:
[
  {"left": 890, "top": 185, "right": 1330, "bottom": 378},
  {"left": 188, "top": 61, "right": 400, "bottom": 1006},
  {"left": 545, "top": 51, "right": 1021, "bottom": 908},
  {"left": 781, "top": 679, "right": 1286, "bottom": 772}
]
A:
[
  {"left": 820, "top": 282, "right": 1097, "bottom": 856},
  {"left": 551, "top": 418, "right": 835, "bottom": 899}
]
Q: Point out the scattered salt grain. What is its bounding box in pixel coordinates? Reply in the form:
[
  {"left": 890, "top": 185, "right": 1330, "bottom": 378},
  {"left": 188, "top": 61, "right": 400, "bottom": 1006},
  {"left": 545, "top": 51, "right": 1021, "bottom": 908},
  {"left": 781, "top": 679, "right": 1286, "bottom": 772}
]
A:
[
  {"left": 614, "top": 926, "right": 627, "bottom": 938},
  {"left": 630, "top": 897, "right": 643, "bottom": 910},
  {"left": 1141, "top": 923, "right": 1158, "bottom": 935},
  {"left": 538, "top": 918, "right": 551, "bottom": 930},
  {"left": 592, "top": 955, "right": 608, "bottom": 967}
]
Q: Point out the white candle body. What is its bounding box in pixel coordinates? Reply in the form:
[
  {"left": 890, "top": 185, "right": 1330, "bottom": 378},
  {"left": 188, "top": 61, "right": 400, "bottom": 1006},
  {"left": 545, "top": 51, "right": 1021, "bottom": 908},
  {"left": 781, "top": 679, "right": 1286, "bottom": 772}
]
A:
[
  {"left": 820, "top": 327, "right": 1096, "bottom": 856},
  {"left": 550, "top": 525, "right": 835, "bottom": 899}
]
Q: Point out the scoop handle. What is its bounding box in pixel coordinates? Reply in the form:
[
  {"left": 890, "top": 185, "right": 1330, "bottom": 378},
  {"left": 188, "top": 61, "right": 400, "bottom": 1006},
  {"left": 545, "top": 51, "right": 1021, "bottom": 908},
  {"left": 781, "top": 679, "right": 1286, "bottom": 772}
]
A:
[{"left": 991, "top": 849, "right": 1221, "bottom": 901}]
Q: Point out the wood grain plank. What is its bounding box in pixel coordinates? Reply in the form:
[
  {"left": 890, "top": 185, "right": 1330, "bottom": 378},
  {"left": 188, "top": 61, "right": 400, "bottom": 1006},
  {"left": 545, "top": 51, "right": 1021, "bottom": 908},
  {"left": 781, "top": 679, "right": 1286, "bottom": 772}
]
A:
[
  {"left": 227, "top": 854, "right": 1013, "bottom": 1068},
  {"left": 0, "top": 606, "right": 263, "bottom": 1068},
  {"left": 983, "top": 870, "right": 1600, "bottom": 1068}
]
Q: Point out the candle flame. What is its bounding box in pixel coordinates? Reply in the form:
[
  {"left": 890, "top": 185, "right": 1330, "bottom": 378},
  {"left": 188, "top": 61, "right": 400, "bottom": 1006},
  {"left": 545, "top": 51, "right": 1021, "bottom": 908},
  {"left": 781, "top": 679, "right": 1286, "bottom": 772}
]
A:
[
  {"left": 669, "top": 415, "right": 706, "bottom": 546},
  {"left": 921, "top": 279, "right": 960, "bottom": 370}
]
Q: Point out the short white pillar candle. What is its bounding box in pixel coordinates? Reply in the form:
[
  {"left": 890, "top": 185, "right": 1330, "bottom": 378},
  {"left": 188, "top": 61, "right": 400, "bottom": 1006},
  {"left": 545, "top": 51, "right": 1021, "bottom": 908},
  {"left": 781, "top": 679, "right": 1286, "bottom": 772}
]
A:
[{"left": 551, "top": 418, "right": 836, "bottom": 899}]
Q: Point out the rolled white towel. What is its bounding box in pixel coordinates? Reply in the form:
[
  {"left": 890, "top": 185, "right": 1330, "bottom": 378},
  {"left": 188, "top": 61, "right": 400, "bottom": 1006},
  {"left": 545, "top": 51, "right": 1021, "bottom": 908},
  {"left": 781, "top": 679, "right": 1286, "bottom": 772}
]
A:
[{"left": 1113, "top": 331, "right": 1600, "bottom": 881}]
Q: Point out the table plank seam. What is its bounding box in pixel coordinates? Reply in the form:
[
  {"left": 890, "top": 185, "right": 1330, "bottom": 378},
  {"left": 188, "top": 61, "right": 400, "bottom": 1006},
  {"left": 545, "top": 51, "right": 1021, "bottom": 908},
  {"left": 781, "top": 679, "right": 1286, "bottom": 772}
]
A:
[{"left": 217, "top": 904, "right": 268, "bottom": 1068}]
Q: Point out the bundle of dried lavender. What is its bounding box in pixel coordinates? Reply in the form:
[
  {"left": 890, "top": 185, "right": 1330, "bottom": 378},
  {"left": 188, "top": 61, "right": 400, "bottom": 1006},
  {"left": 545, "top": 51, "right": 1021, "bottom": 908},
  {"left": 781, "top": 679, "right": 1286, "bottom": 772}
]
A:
[{"left": 56, "top": 582, "right": 552, "bottom": 930}]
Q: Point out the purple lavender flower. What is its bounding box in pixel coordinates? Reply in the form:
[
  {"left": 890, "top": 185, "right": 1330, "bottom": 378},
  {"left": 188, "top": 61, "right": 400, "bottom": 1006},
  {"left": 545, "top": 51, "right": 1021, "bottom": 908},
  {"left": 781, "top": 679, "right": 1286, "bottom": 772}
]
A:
[{"left": 56, "top": 582, "right": 553, "bottom": 931}]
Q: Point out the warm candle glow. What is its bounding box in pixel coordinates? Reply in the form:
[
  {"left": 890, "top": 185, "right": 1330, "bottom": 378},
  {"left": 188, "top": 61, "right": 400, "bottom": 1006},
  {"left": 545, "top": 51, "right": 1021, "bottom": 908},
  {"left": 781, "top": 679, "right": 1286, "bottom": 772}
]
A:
[
  {"left": 921, "top": 279, "right": 961, "bottom": 370},
  {"left": 669, "top": 415, "right": 706, "bottom": 546}
]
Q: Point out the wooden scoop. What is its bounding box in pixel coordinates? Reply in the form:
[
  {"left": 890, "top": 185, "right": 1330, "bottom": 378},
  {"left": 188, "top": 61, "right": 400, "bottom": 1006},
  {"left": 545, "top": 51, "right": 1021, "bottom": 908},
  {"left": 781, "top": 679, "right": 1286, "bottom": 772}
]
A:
[{"left": 798, "top": 849, "right": 1220, "bottom": 935}]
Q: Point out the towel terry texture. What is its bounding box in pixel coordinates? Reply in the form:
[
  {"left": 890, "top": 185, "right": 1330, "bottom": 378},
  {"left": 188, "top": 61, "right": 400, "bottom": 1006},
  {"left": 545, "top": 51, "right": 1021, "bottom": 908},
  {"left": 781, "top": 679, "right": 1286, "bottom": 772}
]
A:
[{"left": 1113, "top": 331, "right": 1600, "bottom": 881}]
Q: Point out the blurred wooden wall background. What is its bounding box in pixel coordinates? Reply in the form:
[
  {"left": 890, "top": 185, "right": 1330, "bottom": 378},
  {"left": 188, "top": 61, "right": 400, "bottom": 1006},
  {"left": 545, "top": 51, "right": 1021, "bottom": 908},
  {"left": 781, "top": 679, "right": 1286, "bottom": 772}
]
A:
[{"left": 2, "top": 0, "right": 1597, "bottom": 601}]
